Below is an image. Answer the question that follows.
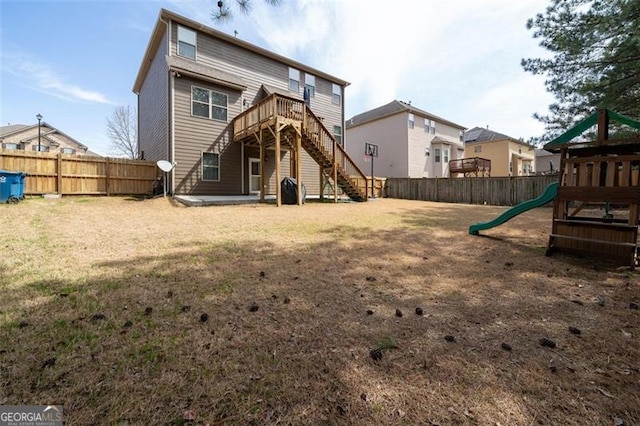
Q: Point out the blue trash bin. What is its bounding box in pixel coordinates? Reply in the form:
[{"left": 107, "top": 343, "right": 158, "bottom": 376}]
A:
[{"left": 0, "top": 170, "right": 27, "bottom": 204}]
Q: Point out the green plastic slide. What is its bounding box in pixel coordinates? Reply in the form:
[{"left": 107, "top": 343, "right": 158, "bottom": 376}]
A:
[{"left": 469, "top": 182, "right": 558, "bottom": 235}]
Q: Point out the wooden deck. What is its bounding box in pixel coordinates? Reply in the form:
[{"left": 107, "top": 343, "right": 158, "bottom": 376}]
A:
[
  {"left": 449, "top": 157, "right": 491, "bottom": 177},
  {"left": 233, "top": 94, "right": 368, "bottom": 205}
]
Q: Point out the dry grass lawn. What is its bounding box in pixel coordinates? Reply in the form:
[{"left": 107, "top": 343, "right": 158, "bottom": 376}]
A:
[{"left": 0, "top": 196, "right": 639, "bottom": 425}]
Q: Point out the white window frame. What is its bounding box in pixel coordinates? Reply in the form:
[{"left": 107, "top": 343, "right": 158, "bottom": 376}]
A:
[
  {"left": 434, "top": 148, "right": 441, "bottom": 163},
  {"left": 191, "top": 85, "right": 228, "bottom": 122},
  {"left": 332, "top": 83, "right": 341, "bottom": 105},
  {"left": 459, "top": 130, "right": 464, "bottom": 141},
  {"left": 177, "top": 25, "right": 197, "bottom": 60},
  {"left": 408, "top": 113, "right": 415, "bottom": 129},
  {"left": 289, "top": 67, "right": 300, "bottom": 92},
  {"left": 304, "top": 74, "right": 315, "bottom": 98},
  {"left": 61, "top": 147, "right": 74, "bottom": 154},
  {"left": 3, "top": 142, "right": 18, "bottom": 150},
  {"left": 424, "top": 119, "right": 436, "bottom": 134},
  {"left": 202, "top": 152, "right": 220, "bottom": 182},
  {"left": 443, "top": 148, "right": 450, "bottom": 163},
  {"left": 333, "top": 125, "right": 342, "bottom": 145}
]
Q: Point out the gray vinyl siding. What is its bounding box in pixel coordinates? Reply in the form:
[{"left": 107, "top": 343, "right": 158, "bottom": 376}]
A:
[
  {"left": 169, "top": 22, "right": 343, "bottom": 130},
  {"left": 138, "top": 30, "right": 168, "bottom": 163},
  {"left": 173, "top": 76, "right": 242, "bottom": 195},
  {"left": 242, "top": 148, "right": 322, "bottom": 196},
  {"left": 170, "top": 21, "right": 342, "bottom": 196}
]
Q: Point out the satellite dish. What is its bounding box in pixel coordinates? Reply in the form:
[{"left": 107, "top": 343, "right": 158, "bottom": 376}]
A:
[
  {"left": 156, "top": 160, "right": 175, "bottom": 198},
  {"left": 157, "top": 160, "right": 174, "bottom": 172}
]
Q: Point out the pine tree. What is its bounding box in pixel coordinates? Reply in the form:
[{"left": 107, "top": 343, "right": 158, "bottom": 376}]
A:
[
  {"left": 522, "top": 0, "right": 640, "bottom": 141},
  {"left": 212, "top": 0, "right": 280, "bottom": 23}
]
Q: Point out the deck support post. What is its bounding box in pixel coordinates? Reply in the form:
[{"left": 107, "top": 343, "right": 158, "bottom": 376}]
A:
[
  {"left": 275, "top": 118, "right": 282, "bottom": 207},
  {"left": 296, "top": 131, "right": 303, "bottom": 205},
  {"left": 259, "top": 129, "right": 265, "bottom": 203},
  {"left": 333, "top": 139, "right": 338, "bottom": 203}
]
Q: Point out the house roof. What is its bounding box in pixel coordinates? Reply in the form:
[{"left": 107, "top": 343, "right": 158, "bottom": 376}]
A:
[
  {"left": 0, "top": 122, "right": 88, "bottom": 149},
  {"left": 535, "top": 148, "right": 556, "bottom": 157},
  {"left": 0, "top": 124, "right": 29, "bottom": 137},
  {"left": 463, "top": 126, "right": 514, "bottom": 143},
  {"left": 133, "top": 8, "right": 350, "bottom": 94},
  {"left": 166, "top": 55, "right": 247, "bottom": 90},
  {"left": 261, "top": 84, "right": 291, "bottom": 98},
  {"left": 432, "top": 135, "right": 462, "bottom": 145},
  {"left": 346, "top": 100, "right": 465, "bottom": 130}
]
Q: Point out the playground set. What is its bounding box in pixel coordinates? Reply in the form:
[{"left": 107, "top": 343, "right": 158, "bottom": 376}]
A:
[{"left": 470, "top": 109, "right": 640, "bottom": 267}]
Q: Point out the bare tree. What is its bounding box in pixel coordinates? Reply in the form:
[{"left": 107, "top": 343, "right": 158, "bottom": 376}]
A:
[
  {"left": 212, "top": 0, "right": 280, "bottom": 23},
  {"left": 106, "top": 105, "right": 138, "bottom": 159}
]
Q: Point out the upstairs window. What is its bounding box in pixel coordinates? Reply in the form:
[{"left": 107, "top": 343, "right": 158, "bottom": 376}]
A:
[
  {"left": 61, "top": 147, "right": 75, "bottom": 154},
  {"left": 408, "top": 113, "right": 415, "bottom": 129},
  {"left": 192, "top": 86, "right": 228, "bottom": 121},
  {"left": 34, "top": 145, "right": 49, "bottom": 152},
  {"left": 332, "top": 83, "right": 341, "bottom": 105},
  {"left": 434, "top": 148, "right": 441, "bottom": 163},
  {"left": 474, "top": 145, "right": 482, "bottom": 153},
  {"left": 459, "top": 130, "right": 464, "bottom": 141},
  {"left": 289, "top": 68, "right": 300, "bottom": 92},
  {"left": 304, "top": 74, "right": 316, "bottom": 98},
  {"left": 202, "top": 152, "right": 220, "bottom": 181},
  {"left": 424, "top": 119, "right": 436, "bottom": 134},
  {"left": 178, "top": 26, "right": 197, "bottom": 60},
  {"left": 333, "top": 125, "right": 342, "bottom": 145}
]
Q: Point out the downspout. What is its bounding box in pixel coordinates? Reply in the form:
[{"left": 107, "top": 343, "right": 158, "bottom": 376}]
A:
[
  {"left": 240, "top": 97, "right": 245, "bottom": 194},
  {"left": 170, "top": 71, "right": 176, "bottom": 195},
  {"left": 165, "top": 17, "right": 176, "bottom": 195}
]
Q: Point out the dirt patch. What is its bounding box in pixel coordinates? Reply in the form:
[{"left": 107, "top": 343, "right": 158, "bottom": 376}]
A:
[{"left": 0, "top": 196, "right": 638, "bottom": 425}]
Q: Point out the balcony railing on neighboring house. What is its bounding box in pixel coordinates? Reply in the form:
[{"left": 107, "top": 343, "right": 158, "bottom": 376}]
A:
[
  {"left": 233, "top": 93, "right": 368, "bottom": 201},
  {"left": 449, "top": 157, "right": 491, "bottom": 177}
]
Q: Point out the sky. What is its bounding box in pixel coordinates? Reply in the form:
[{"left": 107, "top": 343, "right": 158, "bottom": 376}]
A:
[{"left": 0, "top": 0, "right": 554, "bottom": 156}]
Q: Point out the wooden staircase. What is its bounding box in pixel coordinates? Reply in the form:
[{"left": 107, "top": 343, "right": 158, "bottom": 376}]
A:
[
  {"left": 300, "top": 106, "right": 367, "bottom": 201},
  {"left": 233, "top": 93, "right": 368, "bottom": 202}
]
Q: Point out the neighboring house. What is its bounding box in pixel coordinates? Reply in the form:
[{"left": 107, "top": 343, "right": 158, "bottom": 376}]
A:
[
  {"left": 133, "top": 9, "right": 364, "bottom": 200},
  {"left": 463, "top": 127, "right": 535, "bottom": 177},
  {"left": 0, "top": 123, "right": 95, "bottom": 155},
  {"left": 534, "top": 148, "right": 561, "bottom": 174},
  {"left": 345, "top": 100, "right": 466, "bottom": 178}
]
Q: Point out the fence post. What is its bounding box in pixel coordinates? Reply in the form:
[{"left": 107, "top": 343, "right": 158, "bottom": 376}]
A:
[
  {"left": 57, "top": 153, "right": 63, "bottom": 195},
  {"left": 106, "top": 157, "right": 111, "bottom": 196}
]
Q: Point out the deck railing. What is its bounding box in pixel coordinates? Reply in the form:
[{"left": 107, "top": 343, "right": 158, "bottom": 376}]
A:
[
  {"left": 449, "top": 157, "right": 491, "bottom": 175},
  {"left": 301, "top": 106, "right": 367, "bottom": 189},
  {"left": 233, "top": 94, "right": 305, "bottom": 136},
  {"left": 234, "top": 93, "right": 368, "bottom": 200}
]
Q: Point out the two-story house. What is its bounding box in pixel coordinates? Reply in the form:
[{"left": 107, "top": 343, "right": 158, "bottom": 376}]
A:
[
  {"left": 133, "top": 9, "right": 367, "bottom": 204},
  {"left": 345, "top": 100, "right": 466, "bottom": 178},
  {"left": 463, "top": 127, "right": 535, "bottom": 177},
  {"left": 0, "top": 123, "right": 94, "bottom": 155}
]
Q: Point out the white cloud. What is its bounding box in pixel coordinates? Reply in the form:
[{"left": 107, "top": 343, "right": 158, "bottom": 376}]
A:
[
  {"left": 2, "top": 52, "right": 113, "bottom": 105},
  {"left": 239, "top": 0, "right": 552, "bottom": 140}
]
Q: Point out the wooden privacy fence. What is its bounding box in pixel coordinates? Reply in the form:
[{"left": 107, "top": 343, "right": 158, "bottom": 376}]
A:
[
  {"left": 386, "top": 175, "right": 560, "bottom": 206},
  {"left": 351, "top": 176, "right": 386, "bottom": 198},
  {"left": 0, "top": 150, "right": 158, "bottom": 196}
]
